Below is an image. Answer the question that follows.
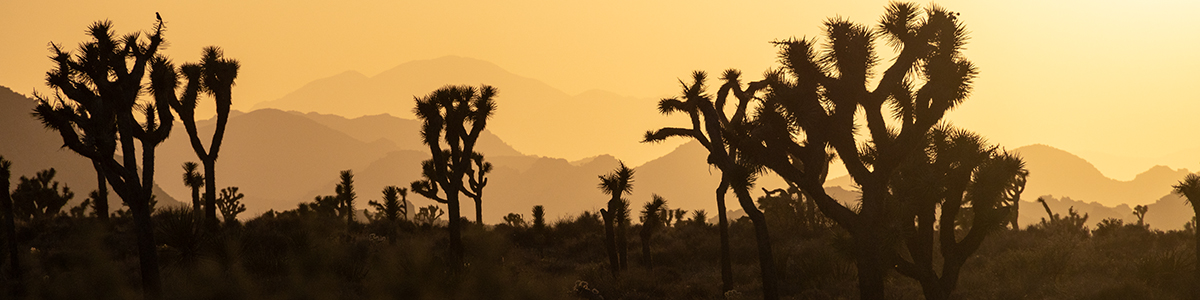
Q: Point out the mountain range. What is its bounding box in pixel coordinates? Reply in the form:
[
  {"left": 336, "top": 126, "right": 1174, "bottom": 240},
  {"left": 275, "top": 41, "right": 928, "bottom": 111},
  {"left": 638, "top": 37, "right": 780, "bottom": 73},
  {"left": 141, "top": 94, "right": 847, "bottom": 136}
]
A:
[
  {"left": 2, "top": 55, "right": 1195, "bottom": 228},
  {"left": 251, "top": 55, "right": 686, "bottom": 166}
]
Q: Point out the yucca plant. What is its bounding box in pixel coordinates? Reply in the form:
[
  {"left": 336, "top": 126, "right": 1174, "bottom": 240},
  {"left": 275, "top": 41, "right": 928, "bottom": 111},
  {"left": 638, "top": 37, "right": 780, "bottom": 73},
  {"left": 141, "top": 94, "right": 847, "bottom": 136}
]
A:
[
  {"left": 368, "top": 186, "right": 408, "bottom": 222},
  {"left": 182, "top": 162, "right": 204, "bottom": 223},
  {"left": 639, "top": 195, "right": 667, "bottom": 269},
  {"left": 597, "top": 161, "right": 634, "bottom": 276},
  {"left": 1173, "top": 173, "right": 1200, "bottom": 288}
]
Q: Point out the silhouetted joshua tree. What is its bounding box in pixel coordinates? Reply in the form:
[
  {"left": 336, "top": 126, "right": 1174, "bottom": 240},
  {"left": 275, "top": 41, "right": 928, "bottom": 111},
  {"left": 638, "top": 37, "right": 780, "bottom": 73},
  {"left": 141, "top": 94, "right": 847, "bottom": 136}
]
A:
[
  {"left": 168, "top": 46, "right": 239, "bottom": 230},
  {"left": 1037, "top": 197, "right": 1055, "bottom": 220},
  {"left": 32, "top": 18, "right": 171, "bottom": 299},
  {"left": 644, "top": 71, "right": 774, "bottom": 297},
  {"left": 639, "top": 194, "right": 667, "bottom": 269},
  {"left": 598, "top": 162, "right": 634, "bottom": 276},
  {"left": 10, "top": 168, "right": 74, "bottom": 221},
  {"left": 336, "top": 170, "right": 357, "bottom": 225},
  {"left": 720, "top": 3, "right": 978, "bottom": 298},
  {"left": 0, "top": 157, "right": 21, "bottom": 296},
  {"left": 464, "top": 152, "right": 492, "bottom": 224},
  {"left": 216, "top": 186, "right": 245, "bottom": 225},
  {"left": 1034, "top": 197, "right": 1089, "bottom": 235},
  {"left": 414, "top": 205, "right": 444, "bottom": 227},
  {"left": 409, "top": 85, "right": 497, "bottom": 266},
  {"left": 888, "top": 126, "right": 1028, "bottom": 300},
  {"left": 1173, "top": 173, "right": 1200, "bottom": 287},
  {"left": 182, "top": 162, "right": 204, "bottom": 223},
  {"left": 369, "top": 186, "right": 408, "bottom": 222},
  {"left": 1134, "top": 205, "right": 1149, "bottom": 227}
]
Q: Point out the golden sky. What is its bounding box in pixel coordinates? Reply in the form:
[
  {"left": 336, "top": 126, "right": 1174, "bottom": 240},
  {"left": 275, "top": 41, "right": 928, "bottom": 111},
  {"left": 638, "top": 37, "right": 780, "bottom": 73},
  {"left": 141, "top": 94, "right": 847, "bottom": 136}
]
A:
[{"left": 2, "top": 0, "right": 1198, "bottom": 180}]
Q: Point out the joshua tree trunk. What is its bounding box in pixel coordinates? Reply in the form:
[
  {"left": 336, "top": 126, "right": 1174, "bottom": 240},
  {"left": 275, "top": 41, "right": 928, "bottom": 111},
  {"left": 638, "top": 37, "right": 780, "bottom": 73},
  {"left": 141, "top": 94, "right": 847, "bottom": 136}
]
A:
[
  {"left": 446, "top": 178, "right": 463, "bottom": 265},
  {"left": 733, "top": 184, "right": 779, "bottom": 300},
  {"left": 601, "top": 209, "right": 619, "bottom": 277},
  {"left": 191, "top": 185, "right": 201, "bottom": 223},
  {"left": 617, "top": 211, "right": 629, "bottom": 271},
  {"left": 1194, "top": 205, "right": 1200, "bottom": 295},
  {"left": 203, "top": 161, "right": 217, "bottom": 228},
  {"left": 854, "top": 232, "right": 887, "bottom": 300},
  {"left": 716, "top": 179, "right": 734, "bottom": 293},
  {"left": 93, "top": 161, "right": 109, "bottom": 221},
  {"left": 121, "top": 183, "right": 162, "bottom": 299},
  {"left": 640, "top": 228, "right": 653, "bottom": 269},
  {"left": 475, "top": 197, "right": 482, "bottom": 225}
]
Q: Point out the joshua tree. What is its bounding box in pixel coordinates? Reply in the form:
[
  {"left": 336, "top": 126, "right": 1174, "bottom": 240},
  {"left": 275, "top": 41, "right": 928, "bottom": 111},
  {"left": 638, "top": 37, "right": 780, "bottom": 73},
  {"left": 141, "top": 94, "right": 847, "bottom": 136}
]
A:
[
  {"left": 1173, "top": 173, "right": 1200, "bottom": 286},
  {"left": 33, "top": 18, "right": 171, "bottom": 299},
  {"left": 0, "top": 157, "right": 20, "bottom": 294},
  {"left": 639, "top": 195, "right": 668, "bottom": 269},
  {"left": 369, "top": 186, "right": 408, "bottom": 222},
  {"left": 336, "top": 170, "right": 356, "bottom": 224},
  {"left": 409, "top": 85, "right": 497, "bottom": 265},
  {"left": 1037, "top": 197, "right": 1055, "bottom": 220},
  {"left": 464, "top": 152, "right": 492, "bottom": 224},
  {"left": 644, "top": 71, "right": 774, "bottom": 297},
  {"left": 414, "top": 205, "right": 445, "bottom": 226},
  {"left": 169, "top": 46, "right": 239, "bottom": 230},
  {"left": 598, "top": 162, "right": 634, "bottom": 276},
  {"left": 182, "top": 162, "right": 204, "bottom": 223},
  {"left": 9, "top": 168, "right": 74, "bottom": 221},
  {"left": 1134, "top": 205, "right": 1149, "bottom": 227},
  {"left": 888, "top": 126, "right": 1029, "bottom": 300},
  {"left": 215, "top": 186, "right": 245, "bottom": 225},
  {"left": 721, "top": 3, "right": 978, "bottom": 298}
]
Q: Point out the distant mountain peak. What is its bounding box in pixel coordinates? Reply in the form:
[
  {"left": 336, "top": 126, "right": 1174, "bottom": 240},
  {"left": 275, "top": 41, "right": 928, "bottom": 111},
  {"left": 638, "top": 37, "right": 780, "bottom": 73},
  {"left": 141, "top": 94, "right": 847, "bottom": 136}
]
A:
[{"left": 570, "top": 154, "right": 619, "bottom": 167}]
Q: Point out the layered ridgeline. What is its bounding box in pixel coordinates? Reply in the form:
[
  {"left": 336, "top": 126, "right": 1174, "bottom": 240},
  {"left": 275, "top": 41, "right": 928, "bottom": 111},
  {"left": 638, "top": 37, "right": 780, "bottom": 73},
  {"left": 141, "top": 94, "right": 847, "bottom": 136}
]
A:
[
  {"left": 3, "top": 54, "right": 1193, "bottom": 227},
  {"left": 251, "top": 55, "right": 686, "bottom": 167},
  {"left": 0, "top": 86, "right": 184, "bottom": 210}
]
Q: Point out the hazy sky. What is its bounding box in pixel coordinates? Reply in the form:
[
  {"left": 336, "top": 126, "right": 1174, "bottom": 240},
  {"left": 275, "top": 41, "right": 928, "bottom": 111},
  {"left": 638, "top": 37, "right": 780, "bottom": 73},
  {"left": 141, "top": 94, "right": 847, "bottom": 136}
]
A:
[{"left": 3, "top": 0, "right": 1198, "bottom": 180}]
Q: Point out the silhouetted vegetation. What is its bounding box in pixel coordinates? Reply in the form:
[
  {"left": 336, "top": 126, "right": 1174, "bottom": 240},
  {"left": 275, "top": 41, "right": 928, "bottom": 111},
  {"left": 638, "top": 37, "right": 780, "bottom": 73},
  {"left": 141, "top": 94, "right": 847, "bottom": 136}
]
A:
[
  {"left": 169, "top": 46, "right": 240, "bottom": 231},
  {"left": 181, "top": 162, "right": 204, "bottom": 224},
  {"left": 33, "top": 18, "right": 171, "bottom": 299},
  {"left": 644, "top": 70, "right": 775, "bottom": 297},
  {"left": 368, "top": 186, "right": 409, "bottom": 223},
  {"left": 337, "top": 170, "right": 357, "bottom": 225},
  {"left": 1174, "top": 173, "right": 1200, "bottom": 292},
  {"left": 215, "top": 187, "right": 245, "bottom": 226},
  {"left": 409, "top": 85, "right": 498, "bottom": 266},
  {"left": 8, "top": 3, "right": 1200, "bottom": 300},
  {"left": 598, "top": 162, "right": 634, "bottom": 277}
]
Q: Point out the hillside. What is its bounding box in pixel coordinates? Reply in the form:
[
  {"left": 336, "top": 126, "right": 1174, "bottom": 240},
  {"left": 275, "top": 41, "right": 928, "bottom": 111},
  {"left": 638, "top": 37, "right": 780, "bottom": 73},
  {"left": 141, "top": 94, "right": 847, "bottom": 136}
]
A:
[
  {"left": 1013, "top": 144, "right": 1190, "bottom": 207},
  {"left": 251, "top": 55, "right": 686, "bottom": 165}
]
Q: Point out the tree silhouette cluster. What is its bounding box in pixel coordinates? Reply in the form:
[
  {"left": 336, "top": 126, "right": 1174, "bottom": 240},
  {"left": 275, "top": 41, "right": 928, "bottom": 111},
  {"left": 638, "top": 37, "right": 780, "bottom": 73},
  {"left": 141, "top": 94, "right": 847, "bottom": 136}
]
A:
[{"left": 30, "top": 17, "right": 240, "bottom": 299}]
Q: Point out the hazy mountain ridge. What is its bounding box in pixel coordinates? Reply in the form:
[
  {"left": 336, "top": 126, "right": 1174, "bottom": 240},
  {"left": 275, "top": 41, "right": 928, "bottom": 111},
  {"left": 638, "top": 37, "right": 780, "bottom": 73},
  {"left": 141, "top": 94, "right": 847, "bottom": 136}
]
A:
[
  {"left": 1013, "top": 144, "right": 1190, "bottom": 207},
  {"left": 5, "top": 83, "right": 1196, "bottom": 228},
  {"left": 251, "top": 55, "right": 686, "bottom": 166}
]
